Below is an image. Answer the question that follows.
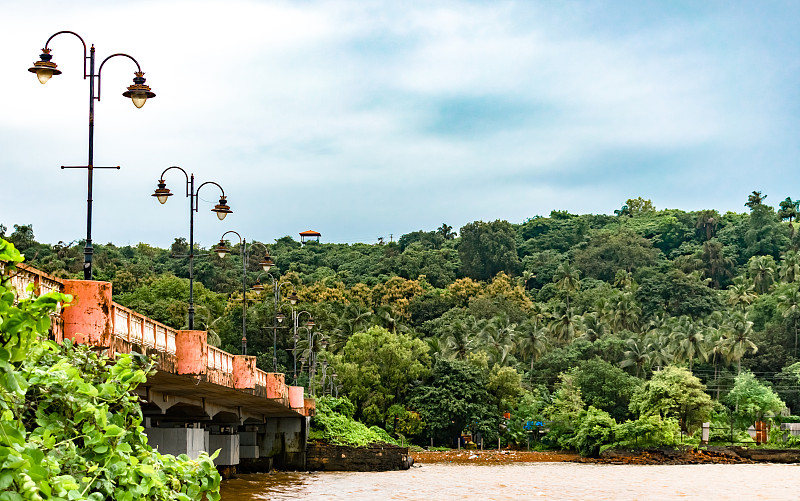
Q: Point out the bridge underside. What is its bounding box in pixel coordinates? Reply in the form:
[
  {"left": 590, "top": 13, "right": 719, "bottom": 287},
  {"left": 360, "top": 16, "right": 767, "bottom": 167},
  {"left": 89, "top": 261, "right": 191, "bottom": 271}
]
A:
[{"left": 137, "top": 369, "right": 303, "bottom": 422}]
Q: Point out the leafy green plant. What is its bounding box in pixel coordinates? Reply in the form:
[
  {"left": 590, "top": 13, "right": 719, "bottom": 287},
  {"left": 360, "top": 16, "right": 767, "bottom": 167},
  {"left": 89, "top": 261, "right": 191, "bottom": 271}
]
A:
[
  {"left": 0, "top": 238, "right": 221, "bottom": 500},
  {"left": 309, "top": 396, "right": 398, "bottom": 447}
]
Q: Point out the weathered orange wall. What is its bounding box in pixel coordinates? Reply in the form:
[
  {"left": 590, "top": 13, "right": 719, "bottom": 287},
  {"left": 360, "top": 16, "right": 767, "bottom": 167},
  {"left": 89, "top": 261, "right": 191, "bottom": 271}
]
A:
[
  {"left": 265, "top": 373, "right": 286, "bottom": 400},
  {"left": 288, "top": 386, "right": 305, "bottom": 410},
  {"left": 233, "top": 356, "right": 257, "bottom": 389},
  {"left": 304, "top": 398, "right": 316, "bottom": 417},
  {"left": 175, "top": 330, "right": 208, "bottom": 375},
  {"left": 61, "top": 280, "right": 113, "bottom": 347}
]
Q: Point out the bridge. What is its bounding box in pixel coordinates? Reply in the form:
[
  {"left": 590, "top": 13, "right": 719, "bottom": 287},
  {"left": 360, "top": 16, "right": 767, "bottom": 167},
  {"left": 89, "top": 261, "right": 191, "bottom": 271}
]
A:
[{"left": 9, "top": 263, "right": 314, "bottom": 473}]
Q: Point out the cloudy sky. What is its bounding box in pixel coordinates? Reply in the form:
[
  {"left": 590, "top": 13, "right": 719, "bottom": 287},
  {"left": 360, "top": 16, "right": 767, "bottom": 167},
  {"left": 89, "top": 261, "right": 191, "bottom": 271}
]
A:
[{"left": 2, "top": 0, "right": 799, "bottom": 247}]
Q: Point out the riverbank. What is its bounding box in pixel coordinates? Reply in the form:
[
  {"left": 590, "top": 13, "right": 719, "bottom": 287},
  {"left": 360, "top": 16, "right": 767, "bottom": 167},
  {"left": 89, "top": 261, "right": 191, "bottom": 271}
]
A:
[
  {"left": 413, "top": 446, "right": 800, "bottom": 465},
  {"left": 413, "top": 449, "right": 580, "bottom": 464}
]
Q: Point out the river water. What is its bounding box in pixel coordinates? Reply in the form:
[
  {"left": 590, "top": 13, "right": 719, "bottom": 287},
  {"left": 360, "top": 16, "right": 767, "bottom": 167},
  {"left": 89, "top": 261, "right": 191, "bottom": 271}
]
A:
[{"left": 220, "top": 463, "right": 799, "bottom": 500}]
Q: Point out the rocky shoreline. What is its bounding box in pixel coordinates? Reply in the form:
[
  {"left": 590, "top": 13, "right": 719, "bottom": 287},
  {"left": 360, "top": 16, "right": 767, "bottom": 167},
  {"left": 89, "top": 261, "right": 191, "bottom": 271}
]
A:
[{"left": 413, "top": 447, "right": 800, "bottom": 465}]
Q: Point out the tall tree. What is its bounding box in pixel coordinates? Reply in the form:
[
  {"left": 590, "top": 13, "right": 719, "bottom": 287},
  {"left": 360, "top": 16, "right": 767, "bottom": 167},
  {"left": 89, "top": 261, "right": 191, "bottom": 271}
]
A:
[
  {"left": 745, "top": 190, "right": 767, "bottom": 210},
  {"left": 458, "top": 220, "right": 521, "bottom": 281}
]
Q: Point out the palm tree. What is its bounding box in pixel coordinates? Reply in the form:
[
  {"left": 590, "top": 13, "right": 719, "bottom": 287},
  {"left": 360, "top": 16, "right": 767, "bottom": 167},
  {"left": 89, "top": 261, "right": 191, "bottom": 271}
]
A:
[
  {"left": 777, "top": 285, "right": 800, "bottom": 357},
  {"left": 553, "top": 262, "right": 581, "bottom": 313},
  {"left": 701, "top": 241, "right": 735, "bottom": 288},
  {"left": 547, "top": 303, "right": 578, "bottom": 345},
  {"left": 748, "top": 255, "right": 776, "bottom": 294},
  {"left": 441, "top": 317, "right": 477, "bottom": 360},
  {"left": 780, "top": 250, "right": 800, "bottom": 283},
  {"left": 727, "top": 276, "right": 757, "bottom": 310},
  {"left": 612, "top": 292, "right": 641, "bottom": 333},
  {"left": 479, "top": 314, "right": 518, "bottom": 367},
  {"left": 620, "top": 336, "right": 650, "bottom": 377},
  {"left": 672, "top": 316, "right": 709, "bottom": 370},
  {"left": 722, "top": 311, "right": 758, "bottom": 373},
  {"left": 577, "top": 312, "right": 606, "bottom": 342},
  {"left": 695, "top": 209, "right": 720, "bottom": 241},
  {"left": 518, "top": 321, "right": 548, "bottom": 375}
]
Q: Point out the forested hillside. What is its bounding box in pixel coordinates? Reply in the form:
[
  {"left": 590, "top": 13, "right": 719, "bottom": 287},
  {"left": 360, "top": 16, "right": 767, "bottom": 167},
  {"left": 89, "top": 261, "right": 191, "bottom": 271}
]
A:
[{"left": 5, "top": 193, "right": 800, "bottom": 449}]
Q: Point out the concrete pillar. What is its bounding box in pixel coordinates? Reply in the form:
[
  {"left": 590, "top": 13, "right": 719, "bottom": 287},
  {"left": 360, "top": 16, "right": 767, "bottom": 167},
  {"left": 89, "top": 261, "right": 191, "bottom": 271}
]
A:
[
  {"left": 239, "top": 430, "right": 260, "bottom": 459},
  {"left": 701, "top": 422, "right": 710, "bottom": 444},
  {"left": 175, "top": 330, "right": 207, "bottom": 375},
  {"left": 209, "top": 434, "right": 240, "bottom": 466},
  {"left": 257, "top": 417, "right": 308, "bottom": 470},
  {"left": 61, "top": 280, "right": 113, "bottom": 347},
  {"left": 144, "top": 426, "right": 207, "bottom": 459}
]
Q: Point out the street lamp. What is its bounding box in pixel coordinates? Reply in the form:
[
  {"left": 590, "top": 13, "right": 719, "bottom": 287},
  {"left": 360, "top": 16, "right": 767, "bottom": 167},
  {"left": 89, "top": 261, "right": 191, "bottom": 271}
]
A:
[
  {"left": 214, "top": 232, "right": 272, "bottom": 355},
  {"left": 252, "top": 274, "right": 293, "bottom": 372},
  {"left": 152, "top": 166, "right": 231, "bottom": 329},
  {"left": 29, "top": 31, "right": 156, "bottom": 280},
  {"left": 290, "top": 306, "right": 313, "bottom": 385},
  {"left": 308, "top": 331, "right": 327, "bottom": 396}
]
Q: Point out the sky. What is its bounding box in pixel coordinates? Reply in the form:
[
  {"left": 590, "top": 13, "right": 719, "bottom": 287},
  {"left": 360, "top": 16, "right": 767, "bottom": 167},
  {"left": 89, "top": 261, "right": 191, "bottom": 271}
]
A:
[{"left": 2, "top": 0, "right": 800, "bottom": 248}]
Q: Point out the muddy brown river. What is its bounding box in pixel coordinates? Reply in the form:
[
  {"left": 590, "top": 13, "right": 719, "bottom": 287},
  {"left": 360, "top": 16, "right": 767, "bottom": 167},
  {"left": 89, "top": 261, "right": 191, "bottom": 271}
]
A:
[{"left": 220, "top": 463, "right": 799, "bottom": 500}]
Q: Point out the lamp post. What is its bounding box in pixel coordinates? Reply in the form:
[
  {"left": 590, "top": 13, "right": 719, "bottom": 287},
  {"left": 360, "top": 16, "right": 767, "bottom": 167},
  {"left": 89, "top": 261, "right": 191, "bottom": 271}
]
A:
[
  {"left": 253, "top": 274, "right": 293, "bottom": 372},
  {"left": 287, "top": 299, "right": 313, "bottom": 385},
  {"left": 29, "top": 31, "right": 156, "bottom": 280},
  {"left": 307, "top": 331, "right": 327, "bottom": 396},
  {"left": 152, "top": 167, "right": 231, "bottom": 329},
  {"left": 214, "top": 233, "right": 273, "bottom": 355}
]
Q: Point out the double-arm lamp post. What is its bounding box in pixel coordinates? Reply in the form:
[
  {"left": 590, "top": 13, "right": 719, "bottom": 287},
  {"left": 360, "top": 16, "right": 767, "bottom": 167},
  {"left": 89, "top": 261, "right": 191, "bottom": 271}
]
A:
[
  {"left": 152, "top": 167, "right": 231, "bottom": 329},
  {"left": 29, "top": 31, "right": 156, "bottom": 280},
  {"left": 276, "top": 291, "right": 314, "bottom": 385},
  {"left": 252, "top": 275, "right": 294, "bottom": 372},
  {"left": 214, "top": 233, "right": 274, "bottom": 355}
]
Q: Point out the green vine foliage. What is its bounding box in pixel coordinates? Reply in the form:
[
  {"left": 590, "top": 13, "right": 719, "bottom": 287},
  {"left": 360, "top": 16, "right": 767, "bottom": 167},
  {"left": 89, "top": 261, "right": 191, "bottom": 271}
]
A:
[
  {"left": 0, "top": 238, "right": 221, "bottom": 501},
  {"left": 309, "top": 396, "right": 398, "bottom": 447}
]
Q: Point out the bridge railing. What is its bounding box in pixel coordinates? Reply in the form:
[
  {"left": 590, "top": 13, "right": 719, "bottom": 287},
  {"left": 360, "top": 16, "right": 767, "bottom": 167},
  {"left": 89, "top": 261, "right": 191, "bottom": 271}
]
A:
[
  {"left": 207, "top": 345, "right": 234, "bottom": 374},
  {"left": 3, "top": 263, "right": 64, "bottom": 341},
  {"left": 111, "top": 303, "right": 177, "bottom": 354}
]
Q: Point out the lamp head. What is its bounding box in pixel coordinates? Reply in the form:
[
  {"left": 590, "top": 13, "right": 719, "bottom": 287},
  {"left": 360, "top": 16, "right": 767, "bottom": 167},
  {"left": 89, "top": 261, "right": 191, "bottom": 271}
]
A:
[
  {"left": 122, "top": 72, "right": 156, "bottom": 108},
  {"left": 305, "top": 319, "right": 315, "bottom": 329},
  {"left": 152, "top": 180, "right": 172, "bottom": 204},
  {"left": 251, "top": 281, "right": 264, "bottom": 292},
  {"left": 212, "top": 196, "right": 232, "bottom": 220},
  {"left": 259, "top": 251, "right": 274, "bottom": 272},
  {"left": 28, "top": 49, "right": 61, "bottom": 84},
  {"left": 288, "top": 291, "right": 299, "bottom": 305},
  {"left": 276, "top": 312, "right": 285, "bottom": 323},
  {"left": 215, "top": 239, "right": 230, "bottom": 259}
]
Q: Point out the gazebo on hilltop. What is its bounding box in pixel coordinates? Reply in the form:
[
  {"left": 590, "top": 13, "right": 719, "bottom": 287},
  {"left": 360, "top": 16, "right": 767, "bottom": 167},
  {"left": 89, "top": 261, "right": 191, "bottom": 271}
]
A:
[{"left": 299, "top": 229, "right": 321, "bottom": 244}]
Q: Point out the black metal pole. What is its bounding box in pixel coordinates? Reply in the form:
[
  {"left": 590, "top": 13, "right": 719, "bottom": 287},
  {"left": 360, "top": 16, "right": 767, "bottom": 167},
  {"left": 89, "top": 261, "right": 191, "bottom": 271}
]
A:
[
  {"left": 84, "top": 45, "right": 95, "bottom": 280},
  {"left": 241, "top": 239, "right": 247, "bottom": 356},
  {"left": 188, "top": 173, "right": 195, "bottom": 330},
  {"left": 273, "top": 281, "right": 278, "bottom": 372}
]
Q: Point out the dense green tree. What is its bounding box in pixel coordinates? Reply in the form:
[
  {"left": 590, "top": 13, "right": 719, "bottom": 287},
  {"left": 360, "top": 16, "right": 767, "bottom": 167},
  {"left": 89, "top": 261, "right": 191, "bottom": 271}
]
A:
[
  {"left": 408, "top": 357, "right": 496, "bottom": 445},
  {"left": 573, "top": 228, "right": 659, "bottom": 282},
  {"left": 629, "top": 366, "right": 714, "bottom": 433},
  {"left": 571, "top": 358, "right": 641, "bottom": 421},
  {"left": 458, "top": 220, "right": 520, "bottom": 280},
  {"left": 724, "top": 371, "right": 785, "bottom": 428},
  {"left": 333, "top": 326, "right": 430, "bottom": 425}
]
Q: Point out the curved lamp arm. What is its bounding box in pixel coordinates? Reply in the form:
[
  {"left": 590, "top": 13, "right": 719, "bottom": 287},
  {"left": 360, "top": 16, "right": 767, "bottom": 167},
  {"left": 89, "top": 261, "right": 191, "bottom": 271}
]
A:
[
  {"left": 96, "top": 53, "right": 142, "bottom": 101},
  {"left": 43, "top": 30, "right": 88, "bottom": 78}
]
